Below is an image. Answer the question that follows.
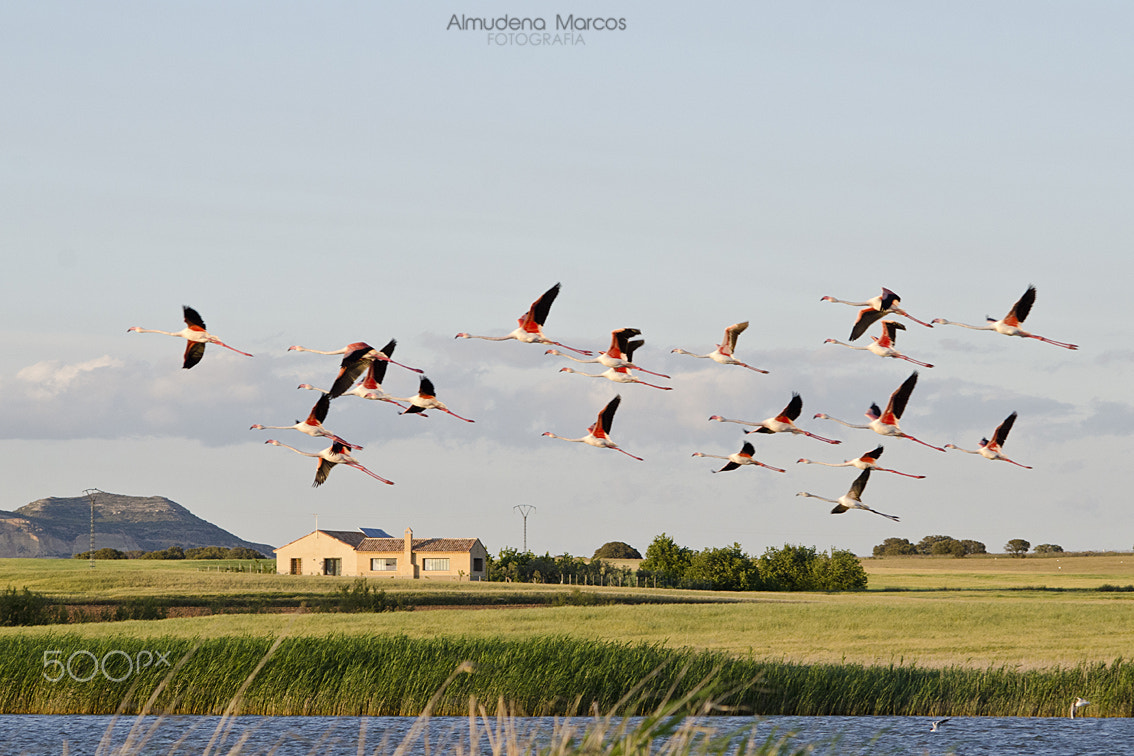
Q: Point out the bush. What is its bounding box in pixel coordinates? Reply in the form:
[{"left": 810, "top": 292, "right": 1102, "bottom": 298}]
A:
[
  {"left": 592, "top": 541, "right": 642, "bottom": 560},
  {"left": 72, "top": 548, "right": 127, "bottom": 560},
  {"left": 1005, "top": 539, "right": 1031, "bottom": 558},
  {"left": 873, "top": 537, "right": 918, "bottom": 557},
  {"left": 1034, "top": 543, "right": 1064, "bottom": 554},
  {"left": 0, "top": 587, "right": 61, "bottom": 626}
]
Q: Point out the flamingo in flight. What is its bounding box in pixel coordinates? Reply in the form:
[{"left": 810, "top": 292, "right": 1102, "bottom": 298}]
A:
[
  {"left": 390, "top": 376, "right": 475, "bottom": 422},
  {"left": 455, "top": 283, "right": 592, "bottom": 355},
  {"left": 824, "top": 320, "right": 934, "bottom": 367},
  {"left": 127, "top": 306, "right": 253, "bottom": 369},
  {"left": 709, "top": 393, "right": 841, "bottom": 444},
  {"left": 796, "top": 469, "right": 900, "bottom": 521},
  {"left": 813, "top": 371, "right": 946, "bottom": 452},
  {"left": 542, "top": 394, "right": 642, "bottom": 460},
  {"left": 1070, "top": 697, "right": 1090, "bottom": 718},
  {"left": 315, "top": 340, "right": 421, "bottom": 400},
  {"left": 821, "top": 287, "right": 934, "bottom": 341},
  {"left": 297, "top": 357, "right": 408, "bottom": 409},
  {"left": 250, "top": 394, "right": 362, "bottom": 450},
  {"left": 671, "top": 321, "right": 769, "bottom": 373},
  {"left": 692, "top": 440, "right": 785, "bottom": 473},
  {"left": 264, "top": 439, "right": 394, "bottom": 487},
  {"left": 930, "top": 285, "right": 1079, "bottom": 350},
  {"left": 944, "top": 411, "right": 1032, "bottom": 469},
  {"left": 546, "top": 327, "right": 670, "bottom": 378},
  {"left": 797, "top": 445, "right": 925, "bottom": 479},
  {"left": 288, "top": 338, "right": 423, "bottom": 378}
]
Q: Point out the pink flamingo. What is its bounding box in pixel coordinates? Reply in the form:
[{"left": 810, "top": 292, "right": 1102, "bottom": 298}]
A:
[
  {"left": 821, "top": 287, "right": 934, "bottom": 341},
  {"left": 546, "top": 327, "right": 670, "bottom": 378},
  {"left": 671, "top": 321, "right": 769, "bottom": 373},
  {"left": 796, "top": 469, "right": 900, "bottom": 521},
  {"left": 944, "top": 412, "right": 1032, "bottom": 469},
  {"left": 709, "top": 393, "right": 841, "bottom": 444},
  {"left": 542, "top": 394, "right": 642, "bottom": 460},
  {"left": 390, "top": 376, "right": 475, "bottom": 422},
  {"left": 455, "top": 283, "right": 592, "bottom": 355},
  {"left": 297, "top": 356, "right": 408, "bottom": 409},
  {"left": 288, "top": 338, "right": 423, "bottom": 382},
  {"left": 931, "top": 285, "right": 1078, "bottom": 350},
  {"left": 692, "top": 440, "right": 785, "bottom": 473},
  {"left": 264, "top": 439, "right": 394, "bottom": 487},
  {"left": 824, "top": 320, "right": 934, "bottom": 367},
  {"left": 250, "top": 394, "right": 362, "bottom": 450},
  {"left": 127, "top": 306, "right": 252, "bottom": 369},
  {"left": 797, "top": 444, "right": 926, "bottom": 479},
  {"left": 813, "top": 371, "right": 945, "bottom": 452}
]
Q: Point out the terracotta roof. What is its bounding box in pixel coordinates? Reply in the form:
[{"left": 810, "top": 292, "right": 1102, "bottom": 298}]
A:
[{"left": 356, "top": 537, "right": 480, "bottom": 553}]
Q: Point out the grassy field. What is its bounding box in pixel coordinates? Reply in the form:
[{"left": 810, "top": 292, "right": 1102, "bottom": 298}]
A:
[
  {"left": 3, "top": 555, "right": 1133, "bottom": 718},
  {"left": 2, "top": 555, "right": 1133, "bottom": 670}
]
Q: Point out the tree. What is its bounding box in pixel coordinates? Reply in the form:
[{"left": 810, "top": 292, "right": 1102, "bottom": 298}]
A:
[
  {"left": 929, "top": 538, "right": 967, "bottom": 558},
  {"left": 641, "top": 533, "right": 692, "bottom": 578},
  {"left": 873, "top": 537, "right": 918, "bottom": 557},
  {"left": 1005, "top": 539, "right": 1031, "bottom": 558},
  {"left": 592, "top": 541, "right": 642, "bottom": 560},
  {"left": 1034, "top": 543, "right": 1064, "bottom": 554},
  {"left": 916, "top": 535, "right": 956, "bottom": 555},
  {"left": 960, "top": 539, "right": 987, "bottom": 555},
  {"left": 686, "top": 543, "right": 759, "bottom": 591},
  {"left": 759, "top": 544, "right": 820, "bottom": 591},
  {"left": 815, "top": 549, "right": 869, "bottom": 591}
]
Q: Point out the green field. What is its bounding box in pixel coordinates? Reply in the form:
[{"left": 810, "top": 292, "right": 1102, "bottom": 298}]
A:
[
  {"left": 3, "top": 555, "right": 1133, "bottom": 669},
  {"left": 3, "top": 555, "right": 1133, "bottom": 717}
]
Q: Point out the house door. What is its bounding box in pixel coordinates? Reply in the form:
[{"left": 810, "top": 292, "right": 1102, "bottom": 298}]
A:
[{"left": 290, "top": 558, "right": 302, "bottom": 575}]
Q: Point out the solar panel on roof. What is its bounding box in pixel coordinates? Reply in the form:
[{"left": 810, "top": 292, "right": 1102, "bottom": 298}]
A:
[{"left": 359, "top": 527, "right": 393, "bottom": 538}]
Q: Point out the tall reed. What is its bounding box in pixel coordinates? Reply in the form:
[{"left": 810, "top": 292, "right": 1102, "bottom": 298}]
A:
[{"left": 3, "top": 633, "right": 1130, "bottom": 718}]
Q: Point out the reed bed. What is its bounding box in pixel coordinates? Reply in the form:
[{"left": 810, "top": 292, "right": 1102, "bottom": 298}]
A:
[{"left": 3, "top": 633, "right": 1130, "bottom": 719}]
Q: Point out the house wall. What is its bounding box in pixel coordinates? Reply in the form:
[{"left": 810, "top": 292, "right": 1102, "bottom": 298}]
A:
[
  {"left": 274, "top": 532, "right": 360, "bottom": 576},
  {"left": 275, "top": 532, "right": 491, "bottom": 581}
]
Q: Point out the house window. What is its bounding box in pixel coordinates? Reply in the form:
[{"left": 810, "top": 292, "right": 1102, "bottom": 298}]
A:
[
  {"left": 323, "top": 558, "right": 341, "bottom": 576},
  {"left": 371, "top": 558, "right": 397, "bottom": 571},
  {"left": 472, "top": 558, "right": 484, "bottom": 572},
  {"left": 422, "top": 558, "right": 450, "bottom": 572},
  {"left": 290, "top": 558, "right": 302, "bottom": 575}
]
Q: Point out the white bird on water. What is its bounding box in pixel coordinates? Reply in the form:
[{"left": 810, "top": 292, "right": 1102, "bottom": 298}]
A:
[{"left": 1070, "top": 697, "right": 1090, "bottom": 718}]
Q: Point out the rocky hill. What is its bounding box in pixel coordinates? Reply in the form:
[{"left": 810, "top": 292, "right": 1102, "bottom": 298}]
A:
[{"left": 0, "top": 493, "right": 274, "bottom": 558}]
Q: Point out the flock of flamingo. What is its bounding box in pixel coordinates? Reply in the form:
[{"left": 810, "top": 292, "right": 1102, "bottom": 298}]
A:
[{"left": 126, "top": 283, "right": 1077, "bottom": 521}]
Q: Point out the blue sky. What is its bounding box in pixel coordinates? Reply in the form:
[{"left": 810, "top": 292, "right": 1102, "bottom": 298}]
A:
[{"left": 2, "top": 1, "right": 1132, "bottom": 559}]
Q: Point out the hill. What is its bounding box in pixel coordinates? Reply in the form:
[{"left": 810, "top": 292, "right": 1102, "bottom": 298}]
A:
[{"left": 0, "top": 492, "right": 273, "bottom": 558}]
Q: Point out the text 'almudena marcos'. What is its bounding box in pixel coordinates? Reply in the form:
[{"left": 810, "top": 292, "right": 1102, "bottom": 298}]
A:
[{"left": 447, "top": 15, "right": 627, "bottom": 32}]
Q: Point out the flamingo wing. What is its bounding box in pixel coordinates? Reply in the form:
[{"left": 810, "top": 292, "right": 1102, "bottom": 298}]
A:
[
  {"left": 313, "top": 457, "right": 338, "bottom": 487},
  {"left": 183, "top": 341, "right": 206, "bottom": 369},
  {"left": 182, "top": 305, "right": 207, "bottom": 330},
  {"left": 328, "top": 345, "right": 375, "bottom": 398},
  {"left": 848, "top": 468, "right": 871, "bottom": 498},
  {"left": 879, "top": 288, "right": 901, "bottom": 311},
  {"left": 521, "top": 283, "right": 561, "bottom": 330},
  {"left": 609, "top": 328, "right": 641, "bottom": 358},
  {"left": 993, "top": 411, "right": 1019, "bottom": 447},
  {"left": 781, "top": 393, "right": 804, "bottom": 422},
  {"left": 723, "top": 321, "right": 749, "bottom": 354},
  {"left": 307, "top": 394, "right": 332, "bottom": 424},
  {"left": 739, "top": 440, "right": 756, "bottom": 458},
  {"left": 1005, "top": 285, "right": 1036, "bottom": 326},
  {"left": 597, "top": 394, "right": 622, "bottom": 435},
  {"left": 623, "top": 338, "right": 645, "bottom": 362},
  {"left": 850, "top": 307, "right": 885, "bottom": 341},
  {"left": 418, "top": 376, "right": 437, "bottom": 398},
  {"left": 886, "top": 372, "right": 919, "bottom": 421},
  {"left": 861, "top": 445, "right": 885, "bottom": 463}
]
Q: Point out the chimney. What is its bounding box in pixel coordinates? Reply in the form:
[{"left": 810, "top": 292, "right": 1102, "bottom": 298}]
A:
[{"left": 404, "top": 527, "right": 413, "bottom": 566}]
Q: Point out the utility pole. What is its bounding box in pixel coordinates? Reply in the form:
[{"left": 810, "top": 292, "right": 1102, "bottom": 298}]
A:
[
  {"left": 513, "top": 505, "right": 536, "bottom": 552},
  {"left": 83, "top": 489, "right": 104, "bottom": 569}
]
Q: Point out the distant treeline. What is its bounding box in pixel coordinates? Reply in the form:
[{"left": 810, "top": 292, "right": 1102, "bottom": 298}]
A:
[
  {"left": 490, "top": 534, "right": 868, "bottom": 592},
  {"left": 72, "top": 546, "right": 267, "bottom": 560}
]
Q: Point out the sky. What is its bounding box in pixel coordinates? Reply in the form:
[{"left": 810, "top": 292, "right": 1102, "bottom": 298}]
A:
[{"left": 2, "top": 1, "right": 1132, "bottom": 560}]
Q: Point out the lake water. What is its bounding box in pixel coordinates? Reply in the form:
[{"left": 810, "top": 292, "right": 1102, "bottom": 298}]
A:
[{"left": 0, "top": 714, "right": 1128, "bottom": 755}]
